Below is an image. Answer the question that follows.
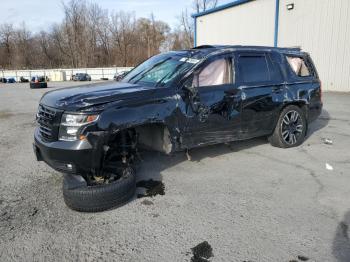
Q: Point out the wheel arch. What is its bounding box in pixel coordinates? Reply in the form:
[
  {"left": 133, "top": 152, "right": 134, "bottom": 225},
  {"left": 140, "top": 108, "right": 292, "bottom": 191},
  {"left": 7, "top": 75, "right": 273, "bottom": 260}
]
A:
[
  {"left": 104, "top": 121, "right": 175, "bottom": 155},
  {"left": 270, "top": 101, "right": 308, "bottom": 136},
  {"left": 280, "top": 101, "right": 309, "bottom": 120},
  {"left": 279, "top": 101, "right": 309, "bottom": 135}
]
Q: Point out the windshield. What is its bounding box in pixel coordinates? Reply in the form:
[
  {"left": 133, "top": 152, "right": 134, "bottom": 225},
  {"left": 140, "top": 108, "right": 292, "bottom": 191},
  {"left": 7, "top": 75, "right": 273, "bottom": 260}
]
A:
[{"left": 122, "top": 53, "right": 200, "bottom": 87}]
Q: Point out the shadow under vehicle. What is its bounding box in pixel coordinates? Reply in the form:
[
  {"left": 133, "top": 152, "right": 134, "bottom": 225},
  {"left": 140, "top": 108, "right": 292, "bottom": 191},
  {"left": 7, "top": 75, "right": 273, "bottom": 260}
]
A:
[{"left": 33, "top": 45, "right": 323, "bottom": 212}]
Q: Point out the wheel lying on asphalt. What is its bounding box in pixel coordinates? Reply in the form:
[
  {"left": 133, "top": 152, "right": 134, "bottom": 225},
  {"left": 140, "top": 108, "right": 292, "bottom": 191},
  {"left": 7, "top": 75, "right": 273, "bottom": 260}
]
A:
[
  {"left": 268, "top": 105, "right": 307, "bottom": 148},
  {"left": 63, "top": 167, "right": 136, "bottom": 212}
]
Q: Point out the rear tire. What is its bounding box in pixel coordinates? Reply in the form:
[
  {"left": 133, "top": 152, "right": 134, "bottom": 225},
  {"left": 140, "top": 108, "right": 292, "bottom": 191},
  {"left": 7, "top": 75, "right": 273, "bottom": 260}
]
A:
[
  {"left": 63, "top": 167, "right": 136, "bottom": 212},
  {"left": 268, "top": 105, "right": 307, "bottom": 148}
]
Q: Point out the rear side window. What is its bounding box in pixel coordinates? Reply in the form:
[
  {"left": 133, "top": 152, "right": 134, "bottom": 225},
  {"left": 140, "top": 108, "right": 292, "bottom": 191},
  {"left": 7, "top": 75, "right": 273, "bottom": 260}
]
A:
[
  {"left": 286, "top": 56, "right": 311, "bottom": 77},
  {"left": 238, "top": 55, "right": 270, "bottom": 83}
]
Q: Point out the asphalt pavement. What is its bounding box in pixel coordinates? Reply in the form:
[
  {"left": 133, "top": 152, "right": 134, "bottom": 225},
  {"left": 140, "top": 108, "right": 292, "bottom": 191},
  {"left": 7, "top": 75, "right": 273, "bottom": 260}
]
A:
[{"left": 0, "top": 82, "right": 349, "bottom": 262}]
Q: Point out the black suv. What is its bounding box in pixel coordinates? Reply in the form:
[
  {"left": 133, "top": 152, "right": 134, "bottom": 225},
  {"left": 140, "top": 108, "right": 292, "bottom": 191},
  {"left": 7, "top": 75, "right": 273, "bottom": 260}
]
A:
[{"left": 33, "top": 45, "right": 322, "bottom": 212}]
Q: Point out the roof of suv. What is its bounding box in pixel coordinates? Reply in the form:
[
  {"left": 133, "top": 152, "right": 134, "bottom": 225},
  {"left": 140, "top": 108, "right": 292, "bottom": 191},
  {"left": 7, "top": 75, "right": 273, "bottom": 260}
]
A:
[{"left": 182, "top": 45, "right": 306, "bottom": 57}]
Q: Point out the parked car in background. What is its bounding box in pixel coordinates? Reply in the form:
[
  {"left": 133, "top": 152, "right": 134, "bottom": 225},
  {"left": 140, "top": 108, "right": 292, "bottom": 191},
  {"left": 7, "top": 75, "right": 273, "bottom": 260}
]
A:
[
  {"left": 73, "top": 73, "right": 91, "bottom": 81},
  {"left": 30, "top": 76, "right": 48, "bottom": 89},
  {"left": 113, "top": 70, "right": 130, "bottom": 81},
  {"left": 20, "top": 76, "right": 29, "bottom": 83},
  {"left": 7, "top": 78, "right": 16, "bottom": 83},
  {"left": 33, "top": 45, "right": 322, "bottom": 212},
  {"left": 0, "top": 78, "right": 7, "bottom": 83}
]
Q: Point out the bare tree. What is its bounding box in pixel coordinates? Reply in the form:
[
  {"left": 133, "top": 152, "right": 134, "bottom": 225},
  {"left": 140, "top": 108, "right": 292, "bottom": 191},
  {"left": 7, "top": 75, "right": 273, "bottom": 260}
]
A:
[
  {"left": 0, "top": 23, "right": 14, "bottom": 68},
  {"left": 178, "top": 9, "right": 194, "bottom": 49},
  {"left": 14, "top": 23, "right": 34, "bottom": 68},
  {"left": 0, "top": 0, "right": 172, "bottom": 69},
  {"left": 62, "top": 0, "right": 91, "bottom": 67},
  {"left": 174, "top": 0, "right": 218, "bottom": 49},
  {"left": 110, "top": 11, "right": 137, "bottom": 67},
  {"left": 193, "top": 0, "right": 218, "bottom": 12},
  {"left": 39, "top": 30, "right": 62, "bottom": 67},
  {"left": 89, "top": 4, "right": 111, "bottom": 66}
]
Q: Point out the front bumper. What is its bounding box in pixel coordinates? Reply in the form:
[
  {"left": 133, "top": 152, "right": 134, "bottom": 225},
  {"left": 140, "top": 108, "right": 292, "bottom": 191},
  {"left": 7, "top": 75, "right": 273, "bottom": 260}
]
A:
[{"left": 33, "top": 128, "right": 95, "bottom": 174}]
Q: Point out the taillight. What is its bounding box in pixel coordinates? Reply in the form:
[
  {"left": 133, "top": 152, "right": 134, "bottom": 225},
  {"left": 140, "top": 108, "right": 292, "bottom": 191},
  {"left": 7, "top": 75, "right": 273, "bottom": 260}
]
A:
[{"left": 320, "top": 81, "right": 323, "bottom": 103}]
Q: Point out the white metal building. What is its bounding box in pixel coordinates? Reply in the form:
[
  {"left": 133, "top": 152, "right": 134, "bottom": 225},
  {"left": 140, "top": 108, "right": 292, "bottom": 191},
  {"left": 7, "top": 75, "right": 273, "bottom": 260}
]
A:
[{"left": 193, "top": 0, "right": 350, "bottom": 92}]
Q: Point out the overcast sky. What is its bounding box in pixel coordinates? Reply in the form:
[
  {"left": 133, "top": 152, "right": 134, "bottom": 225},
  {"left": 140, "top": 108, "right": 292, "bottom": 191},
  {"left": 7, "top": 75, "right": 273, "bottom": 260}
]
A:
[{"left": 1, "top": 0, "right": 232, "bottom": 32}]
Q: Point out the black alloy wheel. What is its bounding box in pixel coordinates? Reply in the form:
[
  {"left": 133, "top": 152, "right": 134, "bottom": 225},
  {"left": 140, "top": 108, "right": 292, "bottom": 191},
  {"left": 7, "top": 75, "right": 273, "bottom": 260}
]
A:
[
  {"left": 281, "top": 110, "right": 304, "bottom": 145},
  {"left": 268, "top": 105, "right": 307, "bottom": 148}
]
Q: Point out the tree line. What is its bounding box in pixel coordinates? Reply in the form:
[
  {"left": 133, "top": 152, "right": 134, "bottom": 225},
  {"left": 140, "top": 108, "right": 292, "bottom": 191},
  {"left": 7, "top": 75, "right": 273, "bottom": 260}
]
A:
[{"left": 0, "top": 0, "right": 218, "bottom": 70}]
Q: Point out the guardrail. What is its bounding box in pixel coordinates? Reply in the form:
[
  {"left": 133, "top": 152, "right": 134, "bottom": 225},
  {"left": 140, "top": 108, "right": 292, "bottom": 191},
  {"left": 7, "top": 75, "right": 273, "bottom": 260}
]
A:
[{"left": 0, "top": 67, "right": 133, "bottom": 82}]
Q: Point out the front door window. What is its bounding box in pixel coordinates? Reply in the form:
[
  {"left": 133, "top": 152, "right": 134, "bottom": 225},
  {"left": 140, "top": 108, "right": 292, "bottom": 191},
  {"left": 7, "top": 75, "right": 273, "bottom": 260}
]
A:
[{"left": 194, "top": 58, "right": 232, "bottom": 87}]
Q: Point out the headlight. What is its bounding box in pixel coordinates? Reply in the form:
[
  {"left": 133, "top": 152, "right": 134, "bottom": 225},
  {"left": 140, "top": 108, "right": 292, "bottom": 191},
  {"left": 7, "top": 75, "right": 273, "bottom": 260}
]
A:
[{"left": 59, "top": 114, "right": 99, "bottom": 141}]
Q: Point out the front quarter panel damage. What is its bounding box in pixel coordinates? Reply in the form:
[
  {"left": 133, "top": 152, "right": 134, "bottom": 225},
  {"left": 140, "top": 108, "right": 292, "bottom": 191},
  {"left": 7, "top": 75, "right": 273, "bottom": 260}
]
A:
[{"left": 84, "top": 90, "right": 182, "bottom": 173}]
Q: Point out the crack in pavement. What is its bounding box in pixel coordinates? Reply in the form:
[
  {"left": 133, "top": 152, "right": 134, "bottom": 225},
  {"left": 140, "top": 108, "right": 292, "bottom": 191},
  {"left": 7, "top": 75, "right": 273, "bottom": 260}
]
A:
[
  {"left": 319, "top": 117, "right": 350, "bottom": 123},
  {"left": 241, "top": 151, "right": 340, "bottom": 221},
  {"left": 297, "top": 147, "right": 320, "bottom": 162},
  {"left": 333, "top": 159, "right": 350, "bottom": 165},
  {"left": 309, "top": 171, "right": 325, "bottom": 199},
  {"left": 321, "top": 130, "right": 350, "bottom": 138}
]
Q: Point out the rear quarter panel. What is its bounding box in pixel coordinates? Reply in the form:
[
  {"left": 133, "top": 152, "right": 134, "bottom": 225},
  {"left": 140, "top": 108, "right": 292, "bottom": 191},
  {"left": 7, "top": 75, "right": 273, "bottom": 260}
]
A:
[{"left": 282, "top": 52, "right": 322, "bottom": 123}]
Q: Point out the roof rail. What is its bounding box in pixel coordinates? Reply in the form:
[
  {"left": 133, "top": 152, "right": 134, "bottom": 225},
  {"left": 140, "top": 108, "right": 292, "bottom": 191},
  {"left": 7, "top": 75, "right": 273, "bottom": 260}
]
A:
[
  {"left": 287, "top": 46, "right": 302, "bottom": 50},
  {"left": 277, "top": 46, "right": 301, "bottom": 52},
  {"left": 192, "top": 45, "right": 216, "bottom": 49}
]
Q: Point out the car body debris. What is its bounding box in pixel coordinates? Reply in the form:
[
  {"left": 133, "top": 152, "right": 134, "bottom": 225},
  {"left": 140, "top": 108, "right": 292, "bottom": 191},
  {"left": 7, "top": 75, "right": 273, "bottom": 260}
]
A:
[
  {"left": 190, "top": 241, "right": 214, "bottom": 262},
  {"left": 325, "top": 163, "right": 334, "bottom": 171},
  {"left": 323, "top": 138, "right": 333, "bottom": 145}
]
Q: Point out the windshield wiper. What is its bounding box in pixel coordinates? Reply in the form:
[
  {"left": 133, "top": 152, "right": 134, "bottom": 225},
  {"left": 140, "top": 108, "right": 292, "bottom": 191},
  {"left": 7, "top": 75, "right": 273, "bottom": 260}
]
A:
[{"left": 131, "top": 57, "right": 172, "bottom": 84}]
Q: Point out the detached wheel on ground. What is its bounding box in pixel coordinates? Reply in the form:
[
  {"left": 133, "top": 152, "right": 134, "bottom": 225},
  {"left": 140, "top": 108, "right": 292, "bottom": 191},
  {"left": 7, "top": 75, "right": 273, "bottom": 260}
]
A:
[
  {"left": 63, "top": 167, "right": 136, "bottom": 212},
  {"left": 268, "top": 105, "right": 307, "bottom": 148}
]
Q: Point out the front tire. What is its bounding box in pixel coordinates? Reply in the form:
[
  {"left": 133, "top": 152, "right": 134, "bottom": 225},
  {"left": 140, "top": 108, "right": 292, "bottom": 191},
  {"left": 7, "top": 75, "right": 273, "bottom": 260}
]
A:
[
  {"left": 63, "top": 167, "right": 136, "bottom": 212},
  {"left": 268, "top": 105, "right": 307, "bottom": 148}
]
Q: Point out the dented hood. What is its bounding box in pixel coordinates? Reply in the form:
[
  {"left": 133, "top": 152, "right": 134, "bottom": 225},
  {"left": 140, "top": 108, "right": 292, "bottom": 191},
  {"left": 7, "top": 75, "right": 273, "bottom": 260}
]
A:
[{"left": 40, "top": 82, "right": 165, "bottom": 111}]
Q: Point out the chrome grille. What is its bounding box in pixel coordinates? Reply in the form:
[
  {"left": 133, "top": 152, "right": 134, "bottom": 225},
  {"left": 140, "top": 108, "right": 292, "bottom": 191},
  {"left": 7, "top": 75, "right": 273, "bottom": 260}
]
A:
[
  {"left": 36, "top": 105, "right": 62, "bottom": 142},
  {"left": 38, "top": 105, "right": 56, "bottom": 120}
]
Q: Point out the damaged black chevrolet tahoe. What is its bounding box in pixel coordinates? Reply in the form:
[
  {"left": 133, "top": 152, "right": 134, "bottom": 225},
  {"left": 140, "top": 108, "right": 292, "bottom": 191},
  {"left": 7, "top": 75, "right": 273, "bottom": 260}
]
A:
[{"left": 33, "top": 45, "right": 322, "bottom": 212}]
